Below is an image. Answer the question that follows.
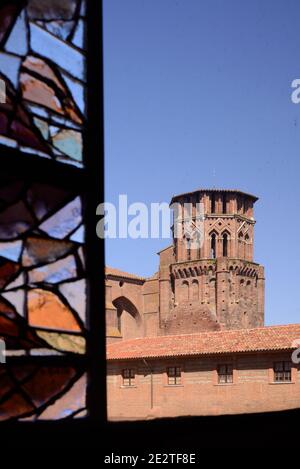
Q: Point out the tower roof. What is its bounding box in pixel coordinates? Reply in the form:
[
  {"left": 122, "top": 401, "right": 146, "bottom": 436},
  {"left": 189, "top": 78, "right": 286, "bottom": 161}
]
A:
[{"left": 170, "top": 188, "right": 258, "bottom": 204}]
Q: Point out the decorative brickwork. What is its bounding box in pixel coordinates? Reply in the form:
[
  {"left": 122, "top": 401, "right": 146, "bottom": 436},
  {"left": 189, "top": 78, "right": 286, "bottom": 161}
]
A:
[{"left": 105, "top": 189, "right": 264, "bottom": 339}]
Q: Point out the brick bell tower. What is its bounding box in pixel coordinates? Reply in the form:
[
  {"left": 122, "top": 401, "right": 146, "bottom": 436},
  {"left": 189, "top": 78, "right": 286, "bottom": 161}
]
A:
[{"left": 161, "top": 189, "right": 265, "bottom": 334}]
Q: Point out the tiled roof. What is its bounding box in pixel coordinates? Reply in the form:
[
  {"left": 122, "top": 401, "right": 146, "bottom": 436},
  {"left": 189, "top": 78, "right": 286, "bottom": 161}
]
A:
[
  {"left": 106, "top": 324, "right": 300, "bottom": 360},
  {"left": 170, "top": 188, "right": 258, "bottom": 203},
  {"left": 105, "top": 266, "right": 145, "bottom": 281}
]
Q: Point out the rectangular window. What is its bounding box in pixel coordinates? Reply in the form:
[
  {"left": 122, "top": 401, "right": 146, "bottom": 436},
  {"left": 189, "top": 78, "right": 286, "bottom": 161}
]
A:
[
  {"left": 217, "top": 364, "right": 233, "bottom": 384},
  {"left": 167, "top": 366, "right": 181, "bottom": 385},
  {"left": 274, "top": 361, "right": 291, "bottom": 382},
  {"left": 122, "top": 369, "right": 135, "bottom": 386}
]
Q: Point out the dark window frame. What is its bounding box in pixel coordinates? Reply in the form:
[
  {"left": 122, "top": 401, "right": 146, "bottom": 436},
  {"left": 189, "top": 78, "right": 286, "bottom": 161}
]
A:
[
  {"left": 217, "top": 364, "right": 233, "bottom": 384},
  {"left": 273, "top": 361, "right": 292, "bottom": 382},
  {"left": 122, "top": 368, "right": 136, "bottom": 387},
  {"left": 211, "top": 232, "right": 216, "bottom": 258},
  {"left": 223, "top": 232, "right": 228, "bottom": 257},
  {"left": 167, "top": 366, "right": 182, "bottom": 385}
]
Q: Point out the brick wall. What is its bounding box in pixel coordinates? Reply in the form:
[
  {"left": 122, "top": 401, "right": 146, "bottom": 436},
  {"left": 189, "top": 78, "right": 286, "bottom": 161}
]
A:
[
  {"left": 105, "top": 189, "right": 265, "bottom": 342},
  {"left": 107, "top": 351, "right": 300, "bottom": 420}
]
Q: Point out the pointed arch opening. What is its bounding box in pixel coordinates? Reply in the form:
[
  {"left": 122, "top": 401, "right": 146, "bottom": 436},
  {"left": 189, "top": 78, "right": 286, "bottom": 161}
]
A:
[
  {"left": 222, "top": 231, "right": 230, "bottom": 257},
  {"left": 210, "top": 232, "right": 217, "bottom": 259},
  {"left": 112, "top": 296, "right": 142, "bottom": 340}
]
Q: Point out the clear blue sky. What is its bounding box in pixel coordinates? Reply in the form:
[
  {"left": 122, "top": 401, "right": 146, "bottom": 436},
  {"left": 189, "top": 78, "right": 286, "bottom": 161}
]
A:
[{"left": 103, "top": 0, "right": 300, "bottom": 326}]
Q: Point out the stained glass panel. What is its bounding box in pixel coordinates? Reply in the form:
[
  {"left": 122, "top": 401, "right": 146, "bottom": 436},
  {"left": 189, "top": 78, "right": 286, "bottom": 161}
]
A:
[
  {"left": 0, "top": 0, "right": 88, "bottom": 422},
  {"left": 0, "top": 0, "right": 86, "bottom": 167}
]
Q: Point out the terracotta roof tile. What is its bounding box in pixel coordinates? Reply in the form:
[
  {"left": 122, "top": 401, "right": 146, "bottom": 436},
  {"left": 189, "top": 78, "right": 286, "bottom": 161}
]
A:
[
  {"left": 105, "top": 266, "right": 145, "bottom": 281},
  {"left": 106, "top": 324, "right": 300, "bottom": 360}
]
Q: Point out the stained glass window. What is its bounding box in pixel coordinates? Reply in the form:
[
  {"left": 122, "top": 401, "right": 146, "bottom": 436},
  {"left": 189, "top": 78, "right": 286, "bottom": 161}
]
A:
[
  {"left": 0, "top": 0, "right": 86, "bottom": 167},
  {"left": 0, "top": 0, "right": 93, "bottom": 422}
]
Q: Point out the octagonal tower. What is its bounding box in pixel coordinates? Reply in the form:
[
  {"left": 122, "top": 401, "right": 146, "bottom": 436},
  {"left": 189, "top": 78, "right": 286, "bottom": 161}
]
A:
[{"left": 160, "top": 189, "right": 265, "bottom": 332}]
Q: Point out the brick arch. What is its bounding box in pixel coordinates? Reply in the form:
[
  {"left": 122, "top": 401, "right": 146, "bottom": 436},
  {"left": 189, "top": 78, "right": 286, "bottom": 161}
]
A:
[
  {"left": 112, "top": 296, "right": 141, "bottom": 324},
  {"left": 209, "top": 228, "right": 219, "bottom": 236},
  {"left": 181, "top": 280, "right": 189, "bottom": 301},
  {"left": 221, "top": 229, "right": 231, "bottom": 257},
  {"left": 112, "top": 296, "right": 142, "bottom": 340}
]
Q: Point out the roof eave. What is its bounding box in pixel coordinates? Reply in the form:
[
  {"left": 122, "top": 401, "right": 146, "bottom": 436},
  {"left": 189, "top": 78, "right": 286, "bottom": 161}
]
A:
[
  {"left": 170, "top": 189, "right": 259, "bottom": 205},
  {"left": 107, "top": 346, "right": 295, "bottom": 361}
]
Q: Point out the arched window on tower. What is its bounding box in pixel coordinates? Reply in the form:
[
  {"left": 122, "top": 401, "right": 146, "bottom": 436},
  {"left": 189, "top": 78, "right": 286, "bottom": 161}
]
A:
[
  {"left": 238, "top": 231, "right": 245, "bottom": 258},
  {"left": 223, "top": 232, "right": 228, "bottom": 257},
  {"left": 244, "top": 233, "right": 250, "bottom": 259},
  {"left": 211, "top": 232, "right": 216, "bottom": 258}
]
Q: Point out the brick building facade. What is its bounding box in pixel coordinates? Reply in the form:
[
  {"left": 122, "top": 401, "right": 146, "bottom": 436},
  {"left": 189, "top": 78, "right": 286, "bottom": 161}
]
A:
[
  {"left": 106, "top": 189, "right": 300, "bottom": 419},
  {"left": 107, "top": 326, "right": 300, "bottom": 419}
]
